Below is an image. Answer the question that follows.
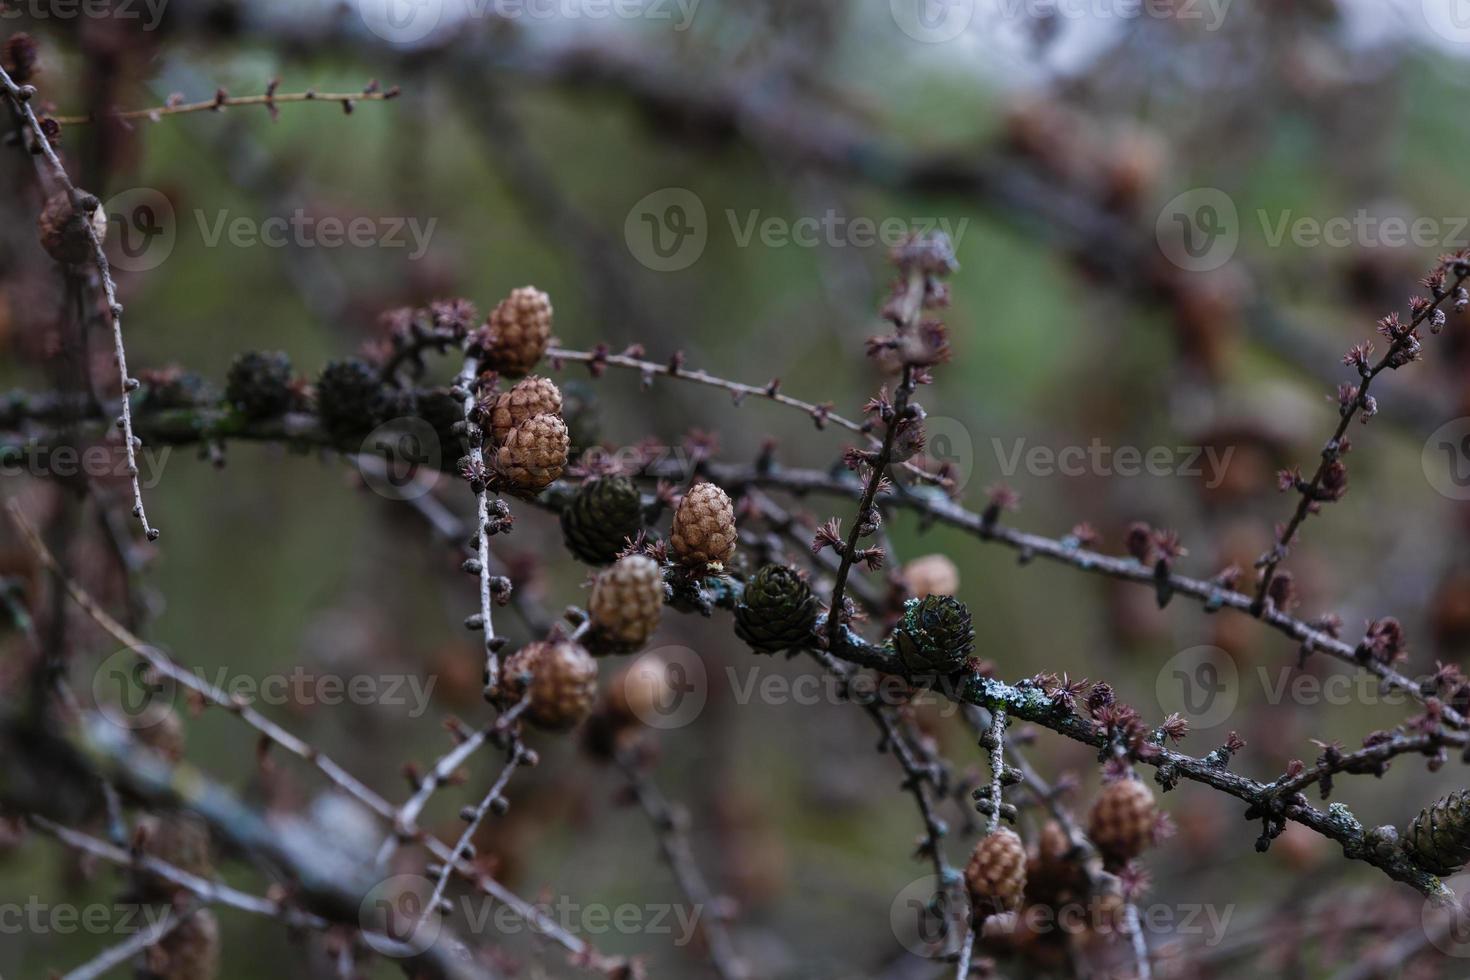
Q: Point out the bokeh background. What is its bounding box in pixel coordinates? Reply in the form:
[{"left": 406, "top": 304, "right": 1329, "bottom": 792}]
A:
[{"left": 6, "top": 1, "right": 1470, "bottom": 976}]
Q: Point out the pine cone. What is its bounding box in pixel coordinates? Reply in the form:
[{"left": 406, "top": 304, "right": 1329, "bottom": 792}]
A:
[
  {"left": 966, "top": 828, "right": 1027, "bottom": 915},
  {"left": 152, "top": 908, "right": 221, "bottom": 980},
  {"left": 502, "top": 641, "right": 598, "bottom": 731},
  {"left": 670, "top": 482, "right": 736, "bottom": 567},
  {"left": 316, "top": 358, "right": 385, "bottom": 438},
  {"left": 735, "top": 564, "right": 818, "bottom": 653},
  {"left": 607, "top": 654, "right": 676, "bottom": 725},
  {"left": 561, "top": 476, "right": 644, "bottom": 565},
  {"left": 1087, "top": 778, "right": 1157, "bottom": 866},
  {"left": 894, "top": 595, "right": 974, "bottom": 674},
  {"left": 3, "top": 34, "right": 39, "bottom": 84},
  {"left": 489, "top": 376, "right": 562, "bottom": 445},
  {"left": 483, "top": 286, "right": 552, "bottom": 375},
  {"left": 226, "top": 350, "right": 294, "bottom": 419},
  {"left": 37, "top": 191, "right": 105, "bottom": 265},
  {"left": 589, "top": 555, "right": 664, "bottom": 653},
  {"left": 902, "top": 554, "right": 960, "bottom": 598},
  {"left": 139, "top": 812, "right": 213, "bottom": 899},
  {"left": 137, "top": 367, "right": 217, "bottom": 411},
  {"left": 1026, "top": 820, "right": 1086, "bottom": 905},
  {"left": 495, "top": 413, "right": 568, "bottom": 492},
  {"left": 1404, "top": 789, "right": 1470, "bottom": 875}
]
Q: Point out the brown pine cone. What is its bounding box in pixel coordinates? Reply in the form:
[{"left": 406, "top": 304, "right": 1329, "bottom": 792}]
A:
[
  {"left": 483, "top": 286, "right": 552, "bottom": 375},
  {"left": 495, "top": 413, "right": 568, "bottom": 492},
  {"left": 489, "top": 376, "right": 562, "bottom": 445},
  {"left": 138, "top": 812, "right": 214, "bottom": 899},
  {"left": 1026, "top": 820, "right": 1086, "bottom": 905},
  {"left": 670, "top": 482, "right": 736, "bottom": 567},
  {"left": 966, "top": 827, "right": 1027, "bottom": 915},
  {"left": 1087, "top": 777, "right": 1157, "bottom": 866},
  {"left": 37, "top": 191, "right": 106, "bottom": 265},
  {"left": 151, "top": 908, "right": 221, "bottom": 980},
  {"left": 589, "top": 555, "right": 665, "bottom": 654},
  {"left": 902, "top": 554, "right": 960, "bottom": 598},
  {"left": 502, "top": 641, "right": 598, "bottom": 731}
]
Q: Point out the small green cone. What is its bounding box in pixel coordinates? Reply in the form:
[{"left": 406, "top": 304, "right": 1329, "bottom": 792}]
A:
[
  {"left": 225, "top": 351, "right": 293, "bottom": 419},
  {"left": 561, "top": 476, "right": 645, "bottom": 565},
  {"left": 316, "top": 358, "right": 385, "bottom": 439},
  {"left": 735, "top": 565, "right": 819, "bottom": 653},
  {"left": 1404, "top": 790, "right": 1470, "bottom": 875},
  {"left": 894, "top": 594, "right": 974, "bottom": 674}
]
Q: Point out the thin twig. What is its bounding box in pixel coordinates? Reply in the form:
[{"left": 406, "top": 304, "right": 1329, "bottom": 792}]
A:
[
  {"left": 61, "top": 901, "right": 196, "bottom": 980},
  {"left": 51, "top": 85, "right": 400, "bottom": 125},
  {"left": 1, "top": 64, "right": 157, "bottom": 541}
]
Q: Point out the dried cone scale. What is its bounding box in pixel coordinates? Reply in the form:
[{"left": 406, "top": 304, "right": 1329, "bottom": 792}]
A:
[
  {"left": 670, "top": 482, "right": 737, "bottom": 567},
  {"left": 1087, "top": 777, "right": 1157, "bottom": 866},
  {"left": 489, "top": 376, "right": 562, "bottom": 445},
  {"left": 495, "top": 413, "right": 569, "bottom": 492},
  {"left": 966, "top": 828, "right": 1027, "bottom": 915},
  {"left": 483, "top": 286, "right": 553, "bottom": 375},
  {"left": 589, "top": 555, "right": 665, "bottom": 654},
  {"left": 502, "top": 641, "right": 599, "bottom": 730}
]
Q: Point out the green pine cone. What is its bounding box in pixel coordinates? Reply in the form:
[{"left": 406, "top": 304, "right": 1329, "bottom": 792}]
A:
[
  {"left": 561, "top": 476, "right": 644, "bottom": 565},
  {"left": 225, "top": 350, "right": 293, "bottom": 419},
  {"left": 894, "top": 594, "right": 974, "bottom": 674},
  {"left": 734, "top": 564, "right": 819, "bottom": 654},
  {"left": 316, "top": 358, "right": 385, "bottom": 439},
  {"left": 1404, "top": 790, "right": 1470, "bottom": 875}
]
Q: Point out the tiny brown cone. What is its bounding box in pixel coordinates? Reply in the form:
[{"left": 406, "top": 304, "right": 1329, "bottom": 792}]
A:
[
  {"left": 489, "top": 376, "right": 562, "bottom": 445},
  {"left": 502, "top": 641, "right": 598, "bottom": 731},
  {"left": 589, "top": 555, "right": 664, "bottom": 654},
  {"left": 902, "top": 554, "right": 960, "bottom": 598},
  {"left": 1087, "top": 777, "right": 1157, "bottom": 866},
  {"left": 670, "top": 482, "right": 736, "bottom": 567},
  {"left": 495, "top": 413, "right": 568, "bottom": 492},
  {"left": 37, "top": 191, "right": 106, "bottom": 265},
  {"left": 483, "top": 286, "right": 552, "bottom": 375},
  {"left": 966, "top": 828, "right": 1027, "bottom": 915},
  {"left": 152, "top": 908, "right": 221, "bottom": 980}
]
